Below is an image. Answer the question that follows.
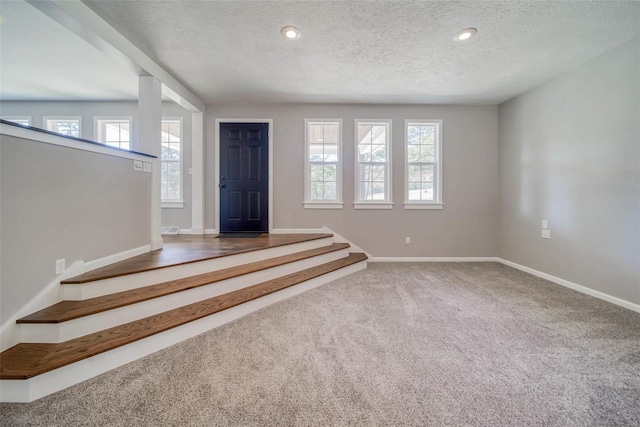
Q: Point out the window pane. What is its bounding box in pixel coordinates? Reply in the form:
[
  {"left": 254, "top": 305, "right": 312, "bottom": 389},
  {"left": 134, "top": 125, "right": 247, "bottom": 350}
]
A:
[
  {"left": 371, "top": 165, "right": 385, "bottom": 182},
  {"left": 323, "top": 164, "right": 336, "bottom": 182},
  {"left": 372, "top": 183, "right": 385, "bottom": 199},
  {"left": 168, "top": 163, "right": 181, "bottom": 181},
  {"left": 323, "top": 124, "right": 338, "bottom": 145},
  {"left": 419, "top": 145, "right": 434, "bottom": 162},
  {"left": 309, "top": 124, "right": 324, "bottom": 144},
  {"left": 370, "top": 145, "right": 386, "bottom": 162},
  {"left": 161, "top": 181, "right": 168, "bottom": 199},
  {"left": 310, "top": 164, "right": 324, "bottom": 182},
  {"left": 323, "top": 182, "right": 337, "bottom": 200},
  {"left": 408, "top": 165, "right": 421, "bottom": 183},
  {"left": 421, "top": 183, "right": 434, "bottom": 200},
  {"left": 407, "top": 126, "right": 422, "bottom": 144},
  {"left": 359, "top": 164, "right": 372, "bottom": 182},
  {"left": 358, "top": 143, "right": 372, "bottom": 162},
  {"left": 167, "top": 181, "right": 180, "bottom": 200},
  {"left": 371, "top": 125, "right": 386, "bottom": 144},
  {"left": 407, "top": 145, "right": 420, "bottom": 163},
  {"left": 323, "top": 144, "right": 338, "bottom": 162},
  {"left": 310, "top": 182, "right": 323, "bottom": 200},
  {"left": 360, "top": 182, "right": 372, "bottom": 200},
  {"left": 421, "top": 164, "right": 434, "bottom": 182},
  {"left": 308, "top": 144, "right": 324, "bottom": 162},
  {"left": 357, "top": 125, "right": 372, "bottom": 144},
  {"left": 421, "top": 126, "right": 435, "bottom": 144}
]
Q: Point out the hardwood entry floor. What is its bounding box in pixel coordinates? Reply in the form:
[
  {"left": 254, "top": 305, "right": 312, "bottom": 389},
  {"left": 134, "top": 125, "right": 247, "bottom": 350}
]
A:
[{"left": 63, "top": 234, "right": 333, "bottom": 284}]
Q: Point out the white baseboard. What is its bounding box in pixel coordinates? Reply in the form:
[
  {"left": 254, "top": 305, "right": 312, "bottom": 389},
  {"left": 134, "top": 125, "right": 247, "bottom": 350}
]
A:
[
  {"left": 271, "top": 228, "right": 325, "bottom": 234},
  {"left": 204, "top": 229, "right": 218, "bottom": 235},
  {"left": 497, "top": 258, "right": 640, "bottom": 314},
  {"left": 369, "top": 256, "right": 499, "bottom": 262},
  {"left": 84, "top": 244, "right": 150, "bottom": 272},
  {"left": 190, "top": 226, "right": 204, "bottom": 235}
]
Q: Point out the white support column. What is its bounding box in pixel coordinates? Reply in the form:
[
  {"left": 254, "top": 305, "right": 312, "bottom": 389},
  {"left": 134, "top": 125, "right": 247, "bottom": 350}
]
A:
[
  {"left": 138, "top": 75, "right": 163, "bottom": 250},
  {"left": 191, "top": 111, "right": 204, "bottom": 235}
]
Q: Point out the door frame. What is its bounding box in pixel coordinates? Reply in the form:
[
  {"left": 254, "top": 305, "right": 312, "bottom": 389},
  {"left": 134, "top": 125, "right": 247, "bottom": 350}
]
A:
[{"left": 214, "top": 118, "right": 274, "bottom": 234}]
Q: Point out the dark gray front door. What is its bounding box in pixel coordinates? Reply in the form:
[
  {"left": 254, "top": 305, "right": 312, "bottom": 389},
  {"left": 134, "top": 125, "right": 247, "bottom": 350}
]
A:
[{"left": 219, "top": 122, "right": 269, "bottom": 232}]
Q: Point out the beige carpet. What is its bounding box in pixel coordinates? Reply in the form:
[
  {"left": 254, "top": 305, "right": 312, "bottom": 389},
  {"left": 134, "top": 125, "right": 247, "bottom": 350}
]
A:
[{"left": 1, "top": 262, "right": 639, "bottom": 426}]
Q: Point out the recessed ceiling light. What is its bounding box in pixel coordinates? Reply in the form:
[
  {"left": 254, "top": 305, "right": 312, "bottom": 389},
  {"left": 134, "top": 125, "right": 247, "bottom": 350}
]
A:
[
  {"left": 281, "top": 26, "right": 301, "bottom": 40},
  {"left": 454, "top": 28, "right": 477, "bottom": 42}
]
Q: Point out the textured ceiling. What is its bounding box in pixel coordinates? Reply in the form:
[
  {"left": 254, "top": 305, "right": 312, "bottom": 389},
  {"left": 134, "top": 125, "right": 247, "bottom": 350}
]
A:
[
  {"left": 83, "top": 0, "right": 640, "bottom": 105},
  {"left": 0, "top": 0, "right": 139, "bottom": 101}
]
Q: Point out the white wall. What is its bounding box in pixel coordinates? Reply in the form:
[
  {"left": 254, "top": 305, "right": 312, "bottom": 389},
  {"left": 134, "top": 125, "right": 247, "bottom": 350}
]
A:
[
  {"left": 498, "top": 37, "right": 640, "bottom": 305},
  {"left": 207, "top": 104, "right": 499, "bottom": 257},
  {"left": 0, "top": 133, "right": 151, "bottom": 325},
  {"left": 0, "top": 101, "right": 193, "bottom": 229}
]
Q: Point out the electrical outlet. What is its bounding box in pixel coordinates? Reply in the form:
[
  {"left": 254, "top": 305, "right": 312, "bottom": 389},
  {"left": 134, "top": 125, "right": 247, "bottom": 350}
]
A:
[
  {"left": 541, "top": 229, "right": 551, "bottom": 239},
  {"left": 405, "top": 237, "right": 411, "bottom": 244},
  {"left": 55, "top": 258, "right": 65, "bottom": 275},
  {"left": 541, "top": 219, "right": 548, "bottom": 229}
]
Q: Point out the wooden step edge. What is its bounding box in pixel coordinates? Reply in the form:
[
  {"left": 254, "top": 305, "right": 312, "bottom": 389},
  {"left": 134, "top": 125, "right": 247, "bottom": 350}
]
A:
[
  {"left": 61, "top": 233, "right": 334, "bottom": 284},
  {"left": 0, "top": 253, "right": 367, "bottom": 380},
  {"left": 17, "top": 243, "right": 352, "bottom": 324}
]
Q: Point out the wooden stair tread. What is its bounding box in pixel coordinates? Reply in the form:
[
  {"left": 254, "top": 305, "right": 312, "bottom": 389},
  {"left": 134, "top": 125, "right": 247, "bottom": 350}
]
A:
[
  {"left": 18, "top": 243, "right": 351, "bottom": 324},
  {"left": 0, "top": 253, "right": 367, "bottom": 380},
  {"left": 62, "top": 233, "right": 334, "bottom": 284}
]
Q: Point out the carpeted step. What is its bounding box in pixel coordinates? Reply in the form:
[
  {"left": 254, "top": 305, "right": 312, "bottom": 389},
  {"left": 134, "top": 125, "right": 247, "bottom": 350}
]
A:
[
  {"left": 0, "top": 253, "right": 367, "bottom": 380},
  {"left": 18, "top": 244, "right": 351, "bottom": 324}
]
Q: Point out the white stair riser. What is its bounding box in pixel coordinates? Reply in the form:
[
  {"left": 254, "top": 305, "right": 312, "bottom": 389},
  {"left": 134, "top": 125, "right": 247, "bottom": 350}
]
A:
[
  {"left": 63, "top": 238, "right": 333, "bottom": 300},
  {"left": 1, "top": 260, "right": 367, "bottom": 403},
  {"left": 20, "top": 248, "right": 350, "bottom": 343}
]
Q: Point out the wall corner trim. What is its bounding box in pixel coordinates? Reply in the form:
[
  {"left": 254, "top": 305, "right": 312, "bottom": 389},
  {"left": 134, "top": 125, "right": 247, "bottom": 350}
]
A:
[{"left": 496, "top": 258, "right": 640, "bottom": 313}]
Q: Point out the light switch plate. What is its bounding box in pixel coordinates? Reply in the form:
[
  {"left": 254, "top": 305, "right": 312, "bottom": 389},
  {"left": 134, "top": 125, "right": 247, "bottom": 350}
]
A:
[
  {"left": 143, "top": 162, "right": 152, "bottom": 173},
  {"left": 541, "top": 219, "right": 548, "bottom": 229},
  {"left": 133, "top": 160, "right": 143, "bottom": 171},
  {"left": 55, "top": 258, "right": 65, "bottom": 275}
]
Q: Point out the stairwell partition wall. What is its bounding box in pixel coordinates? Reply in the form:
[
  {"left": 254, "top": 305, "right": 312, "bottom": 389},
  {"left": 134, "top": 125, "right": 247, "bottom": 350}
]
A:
[{"left": 0, "top": 101, "right": 194, "bottom": 230}]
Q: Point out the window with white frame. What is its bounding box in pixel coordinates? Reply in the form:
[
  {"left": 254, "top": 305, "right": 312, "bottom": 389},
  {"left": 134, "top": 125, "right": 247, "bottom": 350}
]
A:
[
  {"left": 161, "top": 119, "right": 182, "bottom": 205},
  {"left": 1, "top": 116, "right": 31, "bottom": 126},
  {"left": 405, "top": 120, "right": 443, "bottom": 209},
  {"left": 95, "top": 118, "right": 131, "bottom": 150},
  {"left": 355, "top": 119, "right": 392, "bottom": 209},
  {"left": 44, "top": 117, "right": 81, "bottom": 137},
  {"left": 304, "top": 119, "right": 343, "bottom": 208}
]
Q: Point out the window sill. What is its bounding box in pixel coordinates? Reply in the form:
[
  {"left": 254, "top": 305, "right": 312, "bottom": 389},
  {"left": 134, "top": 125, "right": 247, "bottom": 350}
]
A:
[
  {"left": 404, "top": 202, "right": 444, "bottom": 210},
  {"left": 353, "top": 202, "right": 394, "bottom": 210},
  {"left": 162, "top": 200, "right": 184, "bottom": 208},
  {"left": 304, "top": 202, "right": 344, "bottom": 209}
]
